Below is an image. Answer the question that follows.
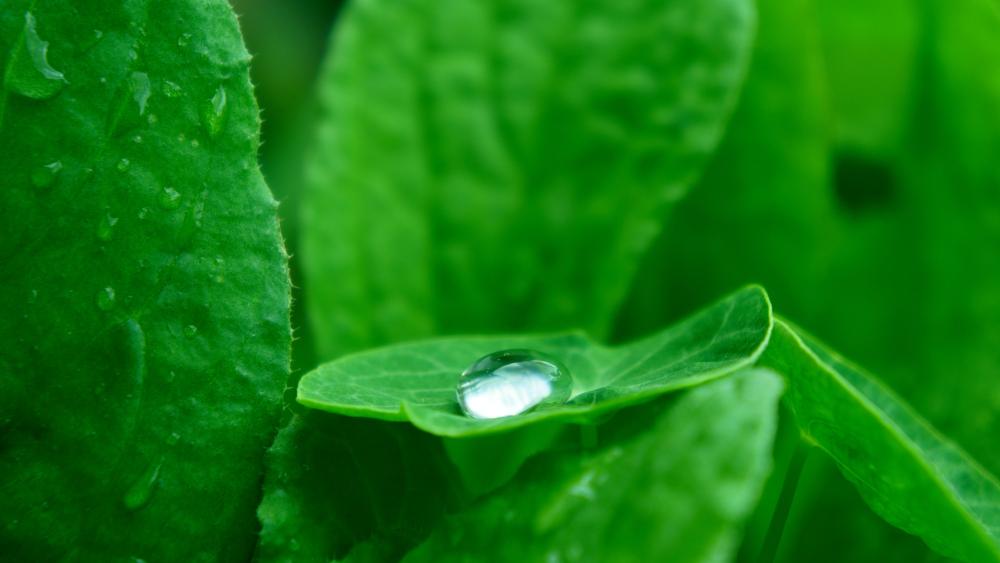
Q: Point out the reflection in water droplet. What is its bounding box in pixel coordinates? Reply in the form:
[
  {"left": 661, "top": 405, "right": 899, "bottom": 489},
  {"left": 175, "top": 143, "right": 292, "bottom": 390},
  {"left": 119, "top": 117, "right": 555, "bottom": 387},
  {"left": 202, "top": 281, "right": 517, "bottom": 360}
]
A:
[
  {"left": 123, "top": 462, "right": 161, "bottom": 511},
  {"left": 31, "top": 160, "right": 63, "bottom": 188},
  {"left": 457, "top": 349, "right": 572, "bottom": 419},
  {"left": 4, "top": 12, "right": 67, "bottom": 99},
  {"left": 183, "top": 324, "right": 197, "bottom": 338},
  {"left": 96, "top": 286, "right": 116, "bottom": 311},
  {"left": 97, "top": 212, "right": 118, "bottom": 241},
  {"left": 117, "top": 158, "right": 130, "bottom": 172},
  {"left": 202, "top": 84, "right": 227, "bottom": 137},
  {"left": 159, "top": 187, "right": 181, "bottom": 209}
]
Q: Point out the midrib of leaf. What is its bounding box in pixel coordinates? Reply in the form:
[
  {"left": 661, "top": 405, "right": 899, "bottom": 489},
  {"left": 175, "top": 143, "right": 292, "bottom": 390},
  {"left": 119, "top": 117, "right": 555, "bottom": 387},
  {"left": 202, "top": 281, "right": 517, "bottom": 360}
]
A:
[{"left": 773, "top": 319, "right": 1000, "bottom": 560}]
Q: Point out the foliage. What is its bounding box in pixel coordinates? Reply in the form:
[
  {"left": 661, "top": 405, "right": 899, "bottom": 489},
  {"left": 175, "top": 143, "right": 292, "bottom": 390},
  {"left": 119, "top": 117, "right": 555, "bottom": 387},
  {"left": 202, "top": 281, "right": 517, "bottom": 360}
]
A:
[{"left": 3, "top": 0, "right": 998, "bottom": 561}]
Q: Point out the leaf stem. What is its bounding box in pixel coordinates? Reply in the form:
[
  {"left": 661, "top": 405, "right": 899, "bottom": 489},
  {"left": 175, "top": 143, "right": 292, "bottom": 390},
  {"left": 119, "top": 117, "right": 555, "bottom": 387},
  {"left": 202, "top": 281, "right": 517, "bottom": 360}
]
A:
[{"left": 756, "top": 440, "right": 808, "bottom": 563}]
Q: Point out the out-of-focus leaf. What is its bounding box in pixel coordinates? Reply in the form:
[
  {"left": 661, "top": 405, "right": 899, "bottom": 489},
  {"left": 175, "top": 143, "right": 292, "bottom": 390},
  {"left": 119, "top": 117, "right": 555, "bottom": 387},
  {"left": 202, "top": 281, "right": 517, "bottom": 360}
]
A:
[
  {"left": 614, "top": 0, "right": 834, "bottom": 341},
  {"left": 256, "top": 413, "right": 460, "bottom": 563},
  {"left": 300, "top": 0, "right": 756, "bottom": 360},
  {"left": 405, "top": 369, "right": 783, "bottom": 563},
  {"left": 762, "top": 321, "right": 1000, "bottom": 563},
  {"left": 0, "top": 0, "right": 290, "bottom": 560},
  {"left": 297, "top": 287, "right": 772, "bottom": 437}
]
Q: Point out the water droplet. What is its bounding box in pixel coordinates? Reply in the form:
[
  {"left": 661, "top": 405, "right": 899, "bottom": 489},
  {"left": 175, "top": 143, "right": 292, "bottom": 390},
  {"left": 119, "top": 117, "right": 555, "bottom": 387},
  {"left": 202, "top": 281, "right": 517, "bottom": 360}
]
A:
[
  {"left": 166, "top": 432, "right": 181, "bottom": 446},
  {"left": 190, "top": 138, "right": 200, "bottom": 148},
  {"left": 177, "top": 33, "right": 192, "bottom": 47},
  {"left": 130, "top": 72, "right": 151, "bottom": 115},
  {"left": 162, "top": 80, "right": 182, "bottom": 98},
  {"left": 147, "top": 113, "right": 158, "bottom": 125},
  {"left": 31, "top": 160, "right": 63, "bottom": 189},
  {"left": 28, "top": 289, "right": 38, "bottom": 304},
  {"left": 106, "top": 71, "right": 151, "bottom": 136},
  {"left": 117, "top": 158, "right": 130, "bottom": 172},
  {"left": 138, "top": 207, "right": 150, "bottom": 220},
  {"left": 201, "top": 84, "right": 227, "bottom": 137},
  {"left": 123, "top": 462, "right": 161, "bottom": 511},
  {"left": 4, "top": 12, "right": 67, "bottom": 99},
  {"left": 183, "top": 324, "right": 197, "bottom": 338},
  {"left": 132, "top": 134, "right": 142, "bottom": 144},
  {"left": 456, "top": 349, "right": 572, "bottom": 419},
  {"left": 97, "top": 212, "right": 118, "bottom": 241},
  {"left": 158, "top": 187, "right": 181, "bottom": 209},
  {"left": 96, "top": 286, "right": 116, "bottom": 311}
]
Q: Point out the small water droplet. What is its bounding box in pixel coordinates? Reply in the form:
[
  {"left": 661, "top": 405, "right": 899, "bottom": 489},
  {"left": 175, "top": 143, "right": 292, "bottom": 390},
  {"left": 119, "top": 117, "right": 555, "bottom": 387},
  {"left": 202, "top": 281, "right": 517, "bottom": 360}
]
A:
[
  {"left": 162, "top": 80, "right": 182, "bottom": 98},
  {"left": 123, "top": 462, "right": 161, "bottom": 511},
  {"left": 202, "top": 84, "right": 227, "bottom": 137},
  {"left": 130, "top": 72, "right": 151, "bottom": 115},
  {"left": 138, "top": 207, "right": 150, "bottom": 220},
  {"left": 177, "top": 33, "right": 192, "bottom": 47},
  {"left": 28, "top": 289, "right": 38, "bottom": 304},
  {"left": 4, "top": 12, "right": 67, "bottom": 99},
  {"left": 456, "top": 349, "right": 572, "bottom": 419},
  {"left": 117, "top": 158, "right": 130, "bottom": 172},
  {"left": 97, "top": 212, "right": 118, "bottom": 241},
  {"left": 166, "top": 432, "right": 181, "bottom": 446},
  {"left": 31, "top": 160, "right": 63, "bottom": 189},
  {"left": 147, "top": 113, "right": 158, "bottom": 125},
  {"left": 96, "top": 286, "right": 116, "bottom": 311},
  {"left": 158, "top": 187, "right": 181, "bottom": 209},
  {"left": 183, "top": 324, "right": 197, "bottom": 338},
  {"left": 132, "top": 134, "right": 142, "bottom": 144},
  {"left": 190, "top": 138, "right": 200, "bottom": 148}
]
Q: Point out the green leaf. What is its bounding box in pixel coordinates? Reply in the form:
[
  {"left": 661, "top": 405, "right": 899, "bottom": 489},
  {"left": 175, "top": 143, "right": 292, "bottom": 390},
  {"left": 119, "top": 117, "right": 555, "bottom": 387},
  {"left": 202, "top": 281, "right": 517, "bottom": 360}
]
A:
[
  {"left": 297, "top": 286, "right": 772, "bottom": 437},
  {"left": 256, "top": 413, "right": 461, "bottom": 563},
  {"left": 761, "top": 320, "right": 1000, "bottom": 562},
  {"left": 300, "top": 0, "right": 756, "bottom": 360},
  {"left": 404, "top": 369, "right": 784, "bottom": 563},
  {"left": 0, "top": 1, "right": 290, "bottom": 560}
]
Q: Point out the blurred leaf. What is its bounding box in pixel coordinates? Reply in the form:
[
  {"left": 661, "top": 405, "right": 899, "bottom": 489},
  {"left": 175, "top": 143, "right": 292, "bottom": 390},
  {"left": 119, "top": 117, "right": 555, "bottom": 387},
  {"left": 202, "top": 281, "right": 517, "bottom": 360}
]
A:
[
  {"left": 614, "top": 0, "right": 835, "bottom": 341},
  {"left": 761, "top": 320, "right": 1000, "bottom": 562},
  {"left": 0, "top": 0, "right": 290, "bottom": 560},
  {"left": 404, "top": 369, "right": 783, "bottom": 563},
  {"left": 256, "top": 413, "right": 460, "bottom": 563},
  {"left": 300, "top": 0, "right": 756, "bottom": 360},
  {"left": 297, "top": 287, "right": 772, "bottom": 437}
]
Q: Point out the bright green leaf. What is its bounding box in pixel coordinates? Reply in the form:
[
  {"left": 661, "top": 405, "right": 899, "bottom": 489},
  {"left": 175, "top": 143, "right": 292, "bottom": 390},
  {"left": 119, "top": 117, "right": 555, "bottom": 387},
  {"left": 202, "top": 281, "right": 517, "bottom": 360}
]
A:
[
  {"left": 300, "top": 0, "right": 756, "bottom": 360},
  {"left": 297, "top": 286, "right": 772, "bottom": 437},
  {"left": 405, "top": 369, "right": 784, "bottom": 563},
  {"left": 0, "top": 0, "right": 290, "bottom": 560},
  {"left": 762, "top": 320, "right": 1000, "bottom": 562}
]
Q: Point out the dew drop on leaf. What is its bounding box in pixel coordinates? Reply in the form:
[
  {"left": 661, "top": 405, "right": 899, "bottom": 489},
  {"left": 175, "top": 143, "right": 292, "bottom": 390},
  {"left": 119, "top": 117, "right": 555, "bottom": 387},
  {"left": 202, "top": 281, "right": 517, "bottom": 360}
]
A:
[
  {"left": 116, "top": 158, "right": 130, "bottom": 172},
  {"left": 122, "top": 461, "right": 161, "bottom": 511},
  {"left": 201, "top": 84, "right": 227, "bottom": 137},
  {"left": 31, "top": 160, "right": 63, "bottom": 189},
  {"left": 158, "top": 187, "right": 181, "bottom": 209},
  {"left": 130, "top": 72, "right": 151, "bottom": 116},
  {"left": 97, "top": 212, "right": 118, "bottom": 241},
  {"left": 4, "top": 12, "right": 67, "bottom": 99},
  {"left": 96, "top": 286, "right": 116, "bottom": 311},
  {"left": 177, "top": 33, "right": 192, "bottom": 47},
  {"left": 456, "top": 349, "right": 572, "bottom": 419},
  {"left": 183, "top": 324, "right": 197, "bottom": 338}
]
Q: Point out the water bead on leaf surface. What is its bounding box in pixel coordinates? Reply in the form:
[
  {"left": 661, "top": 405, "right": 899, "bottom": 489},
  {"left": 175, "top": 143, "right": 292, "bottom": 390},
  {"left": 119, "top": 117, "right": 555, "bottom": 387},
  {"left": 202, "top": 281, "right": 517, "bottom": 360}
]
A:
[{"left": 457, "top": 349, "right": 572, "bottom": 419}]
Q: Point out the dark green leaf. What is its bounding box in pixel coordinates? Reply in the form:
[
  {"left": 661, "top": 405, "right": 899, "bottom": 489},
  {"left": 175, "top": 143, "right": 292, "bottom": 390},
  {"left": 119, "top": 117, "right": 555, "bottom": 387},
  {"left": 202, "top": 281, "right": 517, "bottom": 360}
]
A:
[
  {"left": 256, "top": 413, "right": 460, "bottom": 563},
  {"left": 0, "top": 0, "right": 290, "bottom": 560},
  {"left": 300, "top": 0, "right": 756, "bottom": 360},
  {"left": 405, "top": 369, "right": 784, "bottom": 563},
  {"left": 297, "top": 286, "right": 772, "bottom": 437}
]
